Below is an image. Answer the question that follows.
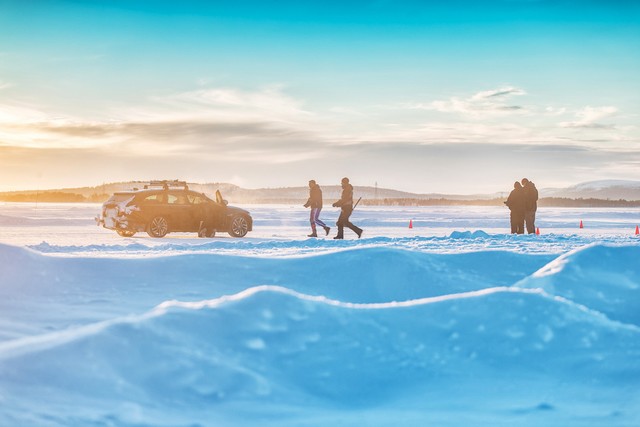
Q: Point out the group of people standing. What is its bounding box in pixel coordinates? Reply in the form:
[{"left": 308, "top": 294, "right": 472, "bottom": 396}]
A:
[
  {"left": 303, "top": 177, "right": 363, "bottom": 239},
  {"left": 304, "top": 176, "right": 539, "bottom": 238},
  {"left": 505, "top": 178, "right": 539, "bottom": 234}
]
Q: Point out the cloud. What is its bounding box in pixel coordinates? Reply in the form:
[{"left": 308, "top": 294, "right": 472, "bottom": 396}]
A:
[
  {"left": 154, "top": 85, "right": 315, "bottom": 126},
  {"left": 470, "top": 87, "right": 526, "bottom": 100},
  {"left": 406, "top": 86, "right": 527, "bottom": 117},
  {"left": 2, "top": 135, "right": 640, "bottom": 194},
  {"left": 0, "top": 81, "right": 12, "bottom": 90},
  {"left": 0, "top": 85, "right": 328, "bottom": 157},
  {"left": 1, "top": 119, "right": 327, "bottom": 162},
  {"left": 560, "top": 106, "right": 618, "bottom": 129},
  {"left": 1, "top": 84, "right": 636, "bottom": 185}
]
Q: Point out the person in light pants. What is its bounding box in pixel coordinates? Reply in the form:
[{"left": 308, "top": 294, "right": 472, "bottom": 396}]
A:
[{"left": 303, "top": 180, "right": 330, "bottom": 238}]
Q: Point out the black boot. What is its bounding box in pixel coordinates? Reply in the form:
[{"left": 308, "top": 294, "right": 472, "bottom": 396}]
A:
[
  {"left": 307, "top": 231, "right": 318, "bottom": 238},
  {"left": 324, "top": 226, "right": 330, "bottom": 236},
  {"left": 333, "top": 235, "right": 343, "bottom": 239}
]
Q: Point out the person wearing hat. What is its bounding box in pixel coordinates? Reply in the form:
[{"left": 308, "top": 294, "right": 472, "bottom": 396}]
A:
[
  {"left": 303, "top": 179, "right": 330, "bottom": 238},
  {"left": 332, "top": 177, "right": 363, "bottom": 239}
]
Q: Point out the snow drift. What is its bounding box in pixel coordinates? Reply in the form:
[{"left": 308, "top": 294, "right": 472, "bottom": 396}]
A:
[
  {"left": 0, "top": 241, "right": 639, "bottom": 426},
  {"left": 1, "top": 284, "right": 639, "bottom": 427}
]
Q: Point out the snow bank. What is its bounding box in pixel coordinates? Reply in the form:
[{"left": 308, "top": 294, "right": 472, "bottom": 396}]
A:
[
  {"left": 0, "top": 242, "right": 639, "bottom": 425},
  {"left": 0, "top": 285, "right": 638, "bottom": 426},
  {"left": 0, "top": 242, "right": 553, "bottom": 341},
  {"left": 515, "top": 244, "right": 640, "bottom": 327}
]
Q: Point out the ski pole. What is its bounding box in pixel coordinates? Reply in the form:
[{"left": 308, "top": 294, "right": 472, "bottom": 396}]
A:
[{"left": 353, "top": 197, "right": 362, "bottom": 210}]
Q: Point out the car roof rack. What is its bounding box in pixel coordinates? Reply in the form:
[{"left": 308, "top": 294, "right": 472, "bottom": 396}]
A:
[{"left": 144, "top": 180, "right": 189, "bottom": 190}]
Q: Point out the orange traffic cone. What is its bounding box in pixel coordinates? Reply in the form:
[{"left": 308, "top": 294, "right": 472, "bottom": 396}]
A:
[
  {"left": 536, "top": 227, "right": 540, "bottom": 235},
  {"left": 409, "top": 219, "right": 413, "bottom": 229},
  {"left": 636, "top": 225, "right": 639, "bottom": 235},
  {"left": 579, "top": 220, "right": 584, "bottom": 229}
]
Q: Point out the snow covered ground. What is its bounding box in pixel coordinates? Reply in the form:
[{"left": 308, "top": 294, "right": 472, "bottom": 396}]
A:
[{"left": 0, "top": 202, "right": 639, "bottom": 426}]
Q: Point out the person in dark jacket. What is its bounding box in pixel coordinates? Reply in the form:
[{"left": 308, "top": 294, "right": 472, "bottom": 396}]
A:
[
  {"left": 332, "top": 177, "right": 363, "bottom": 239},
  {"left": 197, "top": 200, "right": 216, "bottom": 238},
  {"left": 521, "top": 178, "right": 538, "bottom": 234},
  {"left": 303, "top": 180, "right": 330, "bottom": 237},
  {"left": 505, "top": 181, "right": 526, "bottom": 234}
]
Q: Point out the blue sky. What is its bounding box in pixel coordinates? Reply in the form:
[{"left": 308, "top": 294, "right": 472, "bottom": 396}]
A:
[{"left": 1, "top": 0, "right": 639, "bottom": 193}]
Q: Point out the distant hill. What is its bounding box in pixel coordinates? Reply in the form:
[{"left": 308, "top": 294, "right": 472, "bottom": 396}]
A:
[
  {"left": 1, "top": 180, "right": 639, "bottom": 206},
  {"left": 0, "top": 181, "right": 498, "bottom": 204},
  {"left": 542, "top": 180, "right": 640, "bottom": 201}
]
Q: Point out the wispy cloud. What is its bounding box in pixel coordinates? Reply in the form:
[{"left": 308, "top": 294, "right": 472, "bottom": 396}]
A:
[
  {"left": 153, "top": 85, "right": 316, "bottom": 126},
  {"left": 405, "top": 86, "right": 527, "bottom": 117},
  {"left": 0, "top": 85, "right": 326, "bottom": 157},
  {"left": 560, "top": 106, "right": 618, "bottom": 129}
]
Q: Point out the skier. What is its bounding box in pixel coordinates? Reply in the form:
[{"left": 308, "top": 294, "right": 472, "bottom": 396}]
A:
[
  {"left": 303, "top": 179, "right": 330, "bottom": 237},
  {"left": 521, "top": 178, "right": 538, "bottom": 234},
  {"left": 332, "top": 177, "right": 363, "bottom": 239},
  {"left": 504, "top": 181, "right": 526, "bottom": 234}
]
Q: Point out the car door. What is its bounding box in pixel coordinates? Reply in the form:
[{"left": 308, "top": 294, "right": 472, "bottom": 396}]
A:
[
  {"left": 166, "top": 191, "right": 193, "bottom": 231},
  {"left": 185, "top": 191, "right": 212, "bottom": 231},
  {"left": 139, "top": 192, "right": 169, "bottom": 224},
  {"left": 189, "top": 192, "right": 225, "bottom": 230}
]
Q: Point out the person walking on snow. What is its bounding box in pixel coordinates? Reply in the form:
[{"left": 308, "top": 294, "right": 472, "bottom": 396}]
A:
[
  {"left": 521, "top": 178, "right": 538, "bottom": 234},
  {"left": 505, "top": 181, "right": 526, "bottom": 234},
  {"left": 303, "top": 180, "right": 330, "bottom": 238},
  {"left": 332, "top": 177, "right": 363, "bottom": 239}
]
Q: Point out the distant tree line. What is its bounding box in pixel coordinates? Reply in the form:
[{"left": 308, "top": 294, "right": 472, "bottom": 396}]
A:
[
  {"left": 359, "top": 197, "right": 640, "bottom": 207},
  {"left": 0, "top": 192, "right": 110, "bottom": 203},
  {"left": 360, "top": 198, "right": 506, "bottom": 206},
  {"left": 538, "top": 197, "right": 640, "bottom": 208}
]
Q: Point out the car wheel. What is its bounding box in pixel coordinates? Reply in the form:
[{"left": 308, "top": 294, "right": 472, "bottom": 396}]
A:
[
  {"left": 116, "top": 230, "right": 136, "bottom": 237},
  {"left": 147, "top": 216, "right": 169, "bottom": 238},
  {"left": 228, "top": 215, "right": 249, "bottom": 238}
]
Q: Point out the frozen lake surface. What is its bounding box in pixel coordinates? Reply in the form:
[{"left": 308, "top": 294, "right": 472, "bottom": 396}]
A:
[
  {"left": 1, "top": 202, "right": 638, "bottom": 256},
  {"left": 0, "top": 202, "right": 639, "bottom": 426}
]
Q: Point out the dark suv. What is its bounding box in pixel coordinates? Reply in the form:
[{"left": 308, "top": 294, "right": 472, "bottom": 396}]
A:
[{"left": 97, "top": 181, "right": 252, "bottom": 238}]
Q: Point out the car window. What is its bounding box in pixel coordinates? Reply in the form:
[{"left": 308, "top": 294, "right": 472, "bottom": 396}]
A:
[
  {"left": 143, "top": 194, "right": 165, "bottom": 203},
  {"left": 168, "top": 193, "right": 191, "bottom": 204},
  {"left": 188, "top": 194, "right": 205, "bottom": 204}
]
